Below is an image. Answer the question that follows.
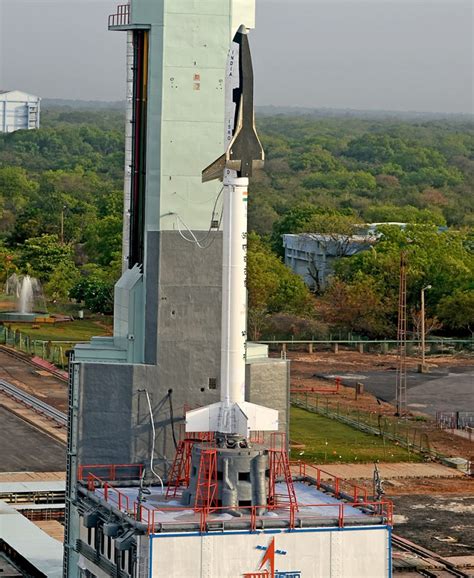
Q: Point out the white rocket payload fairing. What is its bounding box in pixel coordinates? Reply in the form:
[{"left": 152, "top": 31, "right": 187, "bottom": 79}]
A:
[{"left": 185, "top": 27, "right": 278, "bottom": 440}]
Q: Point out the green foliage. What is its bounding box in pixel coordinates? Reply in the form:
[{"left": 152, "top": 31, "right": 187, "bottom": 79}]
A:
[
  {"left": 327, "top": 225, "right": 474, "bottom": 336},
  {"left": 437, "top": 290, "right": 474, "bottom": 334},
  {"left": 44, "top": 261, "right": 80, "bottom": 301},
  {"left": 247, "top": 233, "right": 312, "bottom": 338},
  {"left": 69, "top": 275, "right": 114, "bottom": 315},
  {"left": 1, "top": 106, "right": 472, "bottom": 336},
  {"left": 251, "top": 115, "right": 474, "bottom": 238},
  {"left": 363, "top": 204, "right": 446, "bottom": 225},
  {"left": 318, "top": 276, "right": 395, "bottom": 338},
  {"left": 18, "top": 234, "right": 75, "bottom": 282}
]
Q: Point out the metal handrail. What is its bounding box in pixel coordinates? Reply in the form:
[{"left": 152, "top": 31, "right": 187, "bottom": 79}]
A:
[{"left": 0, "top": 378, "right": 67, "bottom": 426}]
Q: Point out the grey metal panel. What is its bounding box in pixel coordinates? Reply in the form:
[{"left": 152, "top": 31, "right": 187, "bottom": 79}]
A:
[{"left": 78, "top": 363, "right": 134, "bottom": 465}]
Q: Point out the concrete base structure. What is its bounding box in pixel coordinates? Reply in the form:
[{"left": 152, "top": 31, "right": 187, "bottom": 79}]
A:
[
  {"left": 70, "top": 475, "right": 392, "bottom": 578},
  {"left": 181, "top": 443, "right": 268, "bottom": 511}
]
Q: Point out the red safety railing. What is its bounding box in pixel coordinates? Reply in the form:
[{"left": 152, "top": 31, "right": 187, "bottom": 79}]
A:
[
  {"left": 78, "top": 463, "right": 143, "bottom": 482},
  {"left": 86, "top": 473, "right": 131, "bottom": 513},
  {"left": 80, "top": 461, "right": 391, "bottom": 534},
  {"left": 108, "top": 3, "right": 130, "bottom": 27},
  {"left": 131, "top": 500, "right": 392, "bottom": 534},
  {"left": 84, "top": 469, "right": 392, "bottom": 534},
  {"left": 291, "top": 461, "right": 369, "bottom": 503}
]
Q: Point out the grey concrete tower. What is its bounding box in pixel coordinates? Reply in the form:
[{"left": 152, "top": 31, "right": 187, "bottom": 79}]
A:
[{"left": 64, "top": 2, "right": 289, "bottom": 574}]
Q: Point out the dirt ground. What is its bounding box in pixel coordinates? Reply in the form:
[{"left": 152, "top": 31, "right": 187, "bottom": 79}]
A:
[
  {"left": 391, "top": 494, "right": 474, "bottom": 557},
  {"left": 287, "top": 350, "right": 474, "bottom": 458},
  {"left": 384, "top": 476, "right": 474, "bottom": 496},
  {"left": 283, "top": 349, "right": 473, "bottom": 373},
  {"left": 0, "top": 347, "right": 68, "bottom": 411}
]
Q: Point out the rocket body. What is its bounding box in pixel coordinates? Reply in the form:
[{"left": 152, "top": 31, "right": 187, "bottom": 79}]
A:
[
  {"left": 185, "top": 28, "right": 278, "bottom": 439},
  {"left": 220, "top": 173, "right": 248, "bottom": 410}
]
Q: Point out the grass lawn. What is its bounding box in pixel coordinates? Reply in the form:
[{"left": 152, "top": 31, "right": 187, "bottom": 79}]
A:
[
  {"left": 290, "top": 406, "right": 421, "bottom": 464},
  {"left": 5, "top": 319, "right": 112, "bottom": 343}
]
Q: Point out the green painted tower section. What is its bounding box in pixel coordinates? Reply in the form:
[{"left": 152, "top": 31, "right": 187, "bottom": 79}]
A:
[{"left": 137, "top": 1, "right": 255, "bottom": 233}]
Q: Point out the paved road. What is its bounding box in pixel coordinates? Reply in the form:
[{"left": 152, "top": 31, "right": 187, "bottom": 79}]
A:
[
  {"left": 0, "top": 407, "right": 66, "bottom": 472},
  {"left": 323, "top": 366, "right": 474, "bottom": 416}
]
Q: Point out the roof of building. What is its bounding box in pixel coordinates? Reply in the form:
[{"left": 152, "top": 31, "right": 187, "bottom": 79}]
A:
[
  {"left": 0, "top": 500, "right": 63, "bottom": 578},
  {"left": 0, "top": 89, "right": 41, "bottom": 99}
]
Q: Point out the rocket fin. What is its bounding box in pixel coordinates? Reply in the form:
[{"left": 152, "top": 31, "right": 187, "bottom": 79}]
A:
[
  {"left": 185, "top": 402, "right": 222, "bottom": 432},
  {"left": 186, "top": 401, "right": 278, "bottom": 437},
  {"left": 239, "top": 402, "right": 278, "bottom": 432},
  {"left": 202, "top": 153, "right": 226, "bottom": 183}
]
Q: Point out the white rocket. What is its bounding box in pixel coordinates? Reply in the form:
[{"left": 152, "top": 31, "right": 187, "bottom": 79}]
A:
[{"left": 185, "top": 26, "right": 278, "bottom": 439}]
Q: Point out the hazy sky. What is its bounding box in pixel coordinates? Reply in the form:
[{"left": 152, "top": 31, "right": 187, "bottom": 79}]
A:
[{"left": 1, "top": 0, "right": 472, "bottom": 113}]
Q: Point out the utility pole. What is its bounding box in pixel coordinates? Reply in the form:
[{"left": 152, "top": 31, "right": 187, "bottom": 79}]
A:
[
  {"left": 395, "top": 252, "right": 407, "bottom": 417},
  {"left": 60, "top": 205, "right": 66, "bottom": 245},
  {"left": 420, "top": 284, "right": 432, "bottom": 373}
]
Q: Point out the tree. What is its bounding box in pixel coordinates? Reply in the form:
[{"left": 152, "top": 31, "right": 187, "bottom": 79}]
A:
[
  {"left": 247, "top": 233, "right": 312, "bottom": 338},
  {"left": 44, "top": 261, "right": 80, "bottom": 301},
  {"left": 437, "top": 290, "right": 474, "bottom": 335},
  {"left": 318, "top": 276, "right": 395, "bottom": 338},
  {"left": 333, "top": 225, "right": 474, "bottom": 331},
  {"left": 18, "top": 234, "right": 75, "bottom": 282},
  {"left": 69, "top": 275, "right": 114, "bottom": 314}
]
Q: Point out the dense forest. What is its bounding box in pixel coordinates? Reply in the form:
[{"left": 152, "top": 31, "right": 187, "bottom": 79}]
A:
[{"left": 0, "top": 106, "right": 472, "bottom": 337}]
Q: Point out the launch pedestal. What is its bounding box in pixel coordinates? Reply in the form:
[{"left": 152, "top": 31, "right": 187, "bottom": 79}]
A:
[{"left": 182, "top": 442, "right": 269, "bottom": 515}]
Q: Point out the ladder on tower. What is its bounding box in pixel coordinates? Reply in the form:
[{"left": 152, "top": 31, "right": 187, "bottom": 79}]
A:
[
  {"left": 194, "top": 448, "right": 218, "bottom": 513},
  {"left": 396, "top": 251, "right": 408, "bottom": 417},
  {"left": 267, "top": 433, "right": 298, "bottom": 512},
  {"left": 166, "top": 438, "right": 194, "bottom": 498}
]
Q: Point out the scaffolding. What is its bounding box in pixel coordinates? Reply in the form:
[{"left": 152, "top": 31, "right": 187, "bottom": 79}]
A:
[{"left": 395, "top": 251, "right": 408, "bottom": 417}]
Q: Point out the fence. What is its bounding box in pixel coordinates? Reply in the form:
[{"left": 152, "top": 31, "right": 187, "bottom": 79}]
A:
[
  {"left": 291, "top": 391, "right": 434, "bottom": 459},
  {"left": 436, "top": 411, "right": 474, "bottom": 430},
  {"left": 0, "top": 325, "right": 85, "bottom": 369},
  {"left": 260, "top": 338, "right": 473, "bottom": 356}
]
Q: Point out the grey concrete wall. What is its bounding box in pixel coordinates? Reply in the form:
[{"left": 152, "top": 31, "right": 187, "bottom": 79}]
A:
[
  {"left": 78, "top": 363, "right": 134, "bottom": 465},
  {"left": 246, "top": 359, "right": 290, "bottom": 439},
  {"left": 76, "top": 231, "right": 289, "bottom": 476}
]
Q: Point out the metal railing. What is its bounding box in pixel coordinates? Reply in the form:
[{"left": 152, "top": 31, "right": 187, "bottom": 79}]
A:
[
  {"left": 436, "top": 411, "right": 474, "bottom": 430},
  {"left": 81, "top": 467, "right": 392, "bottom": 534},
  {"left": 259, "top": 338, "right": 473, "bottom": 355},
  {"left": 0, "top": 378, "right": 67, "bottom": 426},
  {"left": 291, "top": 391, "right": 436, "bottom": 460},
  {"left": 0, "top": 325, "right": 84, "bottom": 369},
  {"left": 78, "top": 464, "right": 143, "bottom": 483},
  {"left": 290, "top": 461, "right": 369, "bottom": 503},
  {"left": 108, "top": 4, "right": 130, "bottom": 27}
]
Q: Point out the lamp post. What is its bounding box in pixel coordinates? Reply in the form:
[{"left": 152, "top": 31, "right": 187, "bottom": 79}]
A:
[
  {"left": 420, "top": 284, "right": 432, "bottom": 372},
  {"left": 60, "top": 205, "right": 67, "bottom": 245}
]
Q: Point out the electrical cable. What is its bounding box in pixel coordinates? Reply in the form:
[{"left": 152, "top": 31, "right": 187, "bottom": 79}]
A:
[
  {"left": 174, "top": 186, "right": 224, "bottom": 249},
  {"left": 167, "top": 390, "right": 178, "bottom": 450},
  {"left": 143, "top": 388, "right": 164, "bottom": 493}
]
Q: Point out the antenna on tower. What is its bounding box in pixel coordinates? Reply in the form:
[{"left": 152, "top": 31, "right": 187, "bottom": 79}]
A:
[{"left": 395, "top": 251, "right": 408, "bottom": 418}]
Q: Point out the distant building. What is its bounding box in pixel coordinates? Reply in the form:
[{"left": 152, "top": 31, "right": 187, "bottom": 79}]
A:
[
  {"left": 283, "top": 229, "right": 379, "bottom": 291},
  {"left": 0, "top": 90, "right": 41, "bottom": 133}
]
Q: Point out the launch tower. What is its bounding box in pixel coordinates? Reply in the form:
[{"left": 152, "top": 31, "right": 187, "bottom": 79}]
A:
[
  {"left": 64, "top": 2, "right": 393, "bottom": 577},
  {"left": 64, "top": 0, "right": 290, "bottom": 575}
]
